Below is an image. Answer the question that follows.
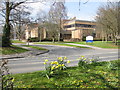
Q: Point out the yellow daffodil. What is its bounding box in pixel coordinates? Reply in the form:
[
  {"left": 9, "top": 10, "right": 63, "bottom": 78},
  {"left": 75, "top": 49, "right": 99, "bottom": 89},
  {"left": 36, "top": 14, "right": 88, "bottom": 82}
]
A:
[
  {"left": 73, "top": 80, "right": 76, "bottom": 83},
  {"left": 11, "top": 78, "right": 14, "bottom": 82},
  {"left": 79, "top": 80, "right": 83, "bottom": 82},
  {"left": 44, "top": 62, "right": 46, "bottom": 64},
  {"left": 89, "top": 59, "right": 92, "bottom": 61},
  {"left": 81, "top": 56, "right": 84, "bottom": 58},
  {"left": 56, "top": 66, "right": 59, "bottom": 68},
  {"left": 50, "top": 71, "right": 53, "bottom": 74},
  {"left": 54, "top": 61, "right": 58, "bottom": 65},
  {"left": 45, "top": 59, "right": 48, "bottom": 62},
  {"left": 51, "top": 65, "right": 55, "bottom": 70},
  {"left": 58, "top": 64, "right": 61, "bottom": 67},
  {"left": 58, "top": 57, "right": 62, "bottom": 60},
  {"left": 51, "top": 61, "right": 54, "bottom": 64},
  {"left": 67, "top": 60, "right": 70, "bottom": 63},
  {"left": 62, "top": 64, "right": 64, "bottom": 66},
  {"left": 64, "top": 56, "right": 67, "bottom": 60}
]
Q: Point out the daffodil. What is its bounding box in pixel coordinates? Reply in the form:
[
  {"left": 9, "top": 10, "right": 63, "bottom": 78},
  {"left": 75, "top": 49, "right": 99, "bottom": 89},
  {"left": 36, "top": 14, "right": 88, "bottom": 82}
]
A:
[
  {"left": 44, "top": 62, "right": 46, "bottom": 64},
  {"left": 11, "top": 78, "right": 14, "bottom": 82},
  {"left": 62, "top": 64, "right": 64, "bottom": 66},
  {"left": 58, "top": 57, "right": 62, "bottom": 60},
  {"left": 58, "top": 64, "right": 61, "bottom": 67},
  {"left": 81, "top": 56, "right": 84, "bottom": 58},
  {"left": 51, "top": 65, "right": 55, "bottom": 70},
  {"left": 64, "top": 56, "right": 67, "bottom": 60},
  {"left": 79, "top": 80, "right": 83, "bottom": 82},
  {"left": 45, "top": 59, "right": 48, "bottom": 62},
  {"left": 54, "top": 61, "right": 58, "bottom": 65},
  {"left": 50, "top": 71, "right": 53, "bottom": 74},
  {"left": 55, "top": 66, "right": 59, "bottom": 68},
  {"left": 67, "top": 60, "right": 70, "bottom": 63}
]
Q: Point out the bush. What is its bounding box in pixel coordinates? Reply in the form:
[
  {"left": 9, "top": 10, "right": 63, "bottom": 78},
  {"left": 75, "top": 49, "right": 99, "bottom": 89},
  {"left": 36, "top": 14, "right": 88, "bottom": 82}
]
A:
[
  {"left": 93, "top": 38, "right": 102, "bottom": 41},
  {"left": 28, "top": 37, "right": 39, "bottom": 42}
]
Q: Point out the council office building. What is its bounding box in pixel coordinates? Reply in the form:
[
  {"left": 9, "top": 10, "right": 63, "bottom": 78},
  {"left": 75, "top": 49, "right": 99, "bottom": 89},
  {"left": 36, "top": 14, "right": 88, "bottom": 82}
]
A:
[{"left": 62, "top": 18, "right": 100, "bottom": 41}]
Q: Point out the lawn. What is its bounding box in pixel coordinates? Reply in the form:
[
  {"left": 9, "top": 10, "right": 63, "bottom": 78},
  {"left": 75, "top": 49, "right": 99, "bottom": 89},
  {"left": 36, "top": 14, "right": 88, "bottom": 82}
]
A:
[
  {"left": 66, "top": 41, "right": 118, "bottom": 49},
  {"left": 0, "top": 45, "right": 29, "bottom": 55},
  {"left": 11, "top": 40, "right": 26, "bottom": 44},
  {"left": 12, "top": 60, "right": 119, "bottom": 88},
  {"left": 34, "top": 42, "right": 90, "bottom": 48},
  {"left": 22, "top": 45, "right": 48, "bottom": 51}
]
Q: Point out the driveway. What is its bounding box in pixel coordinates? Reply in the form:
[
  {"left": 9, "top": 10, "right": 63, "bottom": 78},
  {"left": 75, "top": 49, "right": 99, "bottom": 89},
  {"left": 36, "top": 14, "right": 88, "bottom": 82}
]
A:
[{"left": 7, "top": 44, "right": 119, "bottom": 74}]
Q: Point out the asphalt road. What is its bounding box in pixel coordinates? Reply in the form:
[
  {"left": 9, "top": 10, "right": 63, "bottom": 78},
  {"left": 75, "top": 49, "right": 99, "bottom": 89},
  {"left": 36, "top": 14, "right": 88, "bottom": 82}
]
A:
[{"left": 7, "top": 44, "right": 119, "bottom": 74}]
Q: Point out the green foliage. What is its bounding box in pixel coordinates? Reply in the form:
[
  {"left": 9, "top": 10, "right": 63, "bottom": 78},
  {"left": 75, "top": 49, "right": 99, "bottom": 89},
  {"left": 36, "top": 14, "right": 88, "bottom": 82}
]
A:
[
  {"left": 2, "top": 24, "right": 11, "bottom": 47},
  {"left": 107, "top": 60, "right": 118, "bottom": 70},
  {"left": 28, "top": 37, "right": 39, "bottom": 42},
  {"left": 0, "top": 60, "right": 14, "bottom": 89},
  {"left": 78, "top": 56, "right": 100, "bottom": 69}
]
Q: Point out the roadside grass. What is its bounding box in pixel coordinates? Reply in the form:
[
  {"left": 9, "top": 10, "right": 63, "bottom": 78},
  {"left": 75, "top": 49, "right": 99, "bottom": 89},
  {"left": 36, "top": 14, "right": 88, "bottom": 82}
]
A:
[
  {"left": 11, "top": 40, "right": 26, "bottom": 44},
  {"left": 22, "top": 45, "right": 48, "bottom": 51},
  {"left": 66, "top": 41, "right": 118, "bottom": 49},
  {"left": 12, "top": 60, "right": 119, "bottom": 88},
  {"left": 34, "top": 42, "right": 90, "bottom": 48},
  {"left": 0, "top": 45, "right": 29, "bottom": 55}
]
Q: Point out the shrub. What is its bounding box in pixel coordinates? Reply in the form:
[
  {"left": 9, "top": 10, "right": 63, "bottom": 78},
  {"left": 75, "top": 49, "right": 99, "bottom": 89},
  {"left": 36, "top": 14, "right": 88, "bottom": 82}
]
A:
[
  {"left": 28, "top": 37, "right": 39, "bottom": 42},
  {"left": 43, "top": 57, "right": 70, "bottom": 79}
]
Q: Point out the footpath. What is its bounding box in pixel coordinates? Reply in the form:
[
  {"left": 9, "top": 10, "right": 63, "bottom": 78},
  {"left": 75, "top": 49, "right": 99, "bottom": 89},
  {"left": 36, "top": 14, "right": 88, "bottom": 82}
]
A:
[
  {"left": 0, "top": 43, "right": 49, "bottom": 60},
  {"left": 65, "top": 43, "right": 103, "bottom": 49}
]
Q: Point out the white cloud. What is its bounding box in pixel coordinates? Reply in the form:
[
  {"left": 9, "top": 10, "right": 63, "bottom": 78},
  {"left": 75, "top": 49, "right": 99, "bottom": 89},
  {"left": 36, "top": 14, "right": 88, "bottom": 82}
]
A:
[
  {"left": 25, "top": 2, "right": 50, "bottom": 18},
  {"left": 65, "top": 0, "right": 119, "bottom": 2}
]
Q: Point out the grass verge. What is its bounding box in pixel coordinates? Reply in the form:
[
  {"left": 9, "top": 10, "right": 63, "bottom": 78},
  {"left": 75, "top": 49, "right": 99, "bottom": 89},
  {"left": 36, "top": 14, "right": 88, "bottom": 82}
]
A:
[
  {"left": 66, "top": 41, "right": 118, "bottom": 49},
  {"left": 0, "top": 45, "right": 29, "bottom": 55},
  {"left": 11, "top": 40, "right": 26, "bottom": 44},
  {"left": 34, "top": 42, "right": 90, "bottom": 48},
  {"left": 12, "top": 60, "right": 119, "bottom": 88},
  {"left": 22, "top": 45, "right": 48, "bottom": 51}
]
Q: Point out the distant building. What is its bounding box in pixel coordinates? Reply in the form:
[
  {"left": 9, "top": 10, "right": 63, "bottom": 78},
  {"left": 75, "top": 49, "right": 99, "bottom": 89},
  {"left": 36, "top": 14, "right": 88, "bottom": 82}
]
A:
[
  {"left": 25, "top": 23, "right": 46, "bottom": 40},
  {"left": 25, "top": 18, "right": 101, "bottom": 42},
  {"left": 62, "top": 18, "right": 100, "bottom": 41}
]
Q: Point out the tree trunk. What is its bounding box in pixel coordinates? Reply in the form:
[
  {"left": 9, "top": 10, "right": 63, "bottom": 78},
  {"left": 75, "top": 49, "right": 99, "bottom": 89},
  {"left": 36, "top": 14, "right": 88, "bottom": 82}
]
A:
[
  {"left": 57, "top": 32, "right": 60, "bottom": 42},
  {"left": 2, "top": 1, "right": 11, "bottom": 47},
  {"left": 52, "top": 38, "right": 55, "bottom": 43}
]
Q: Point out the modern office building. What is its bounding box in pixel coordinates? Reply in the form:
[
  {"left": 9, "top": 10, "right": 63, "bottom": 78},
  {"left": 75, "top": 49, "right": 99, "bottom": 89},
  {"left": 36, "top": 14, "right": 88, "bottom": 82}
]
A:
[{"left": 62, "top": 18, "right": 98, "bottom": 41}]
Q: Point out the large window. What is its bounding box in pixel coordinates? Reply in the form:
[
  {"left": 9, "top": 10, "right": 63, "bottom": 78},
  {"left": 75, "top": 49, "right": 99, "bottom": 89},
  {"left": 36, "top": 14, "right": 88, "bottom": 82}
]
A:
[
  {"left": 64, "top": 23, "right": 96, "bottom": 28},
  {"left": 75, "top": 24, "right": 95, "bottom": 28}
]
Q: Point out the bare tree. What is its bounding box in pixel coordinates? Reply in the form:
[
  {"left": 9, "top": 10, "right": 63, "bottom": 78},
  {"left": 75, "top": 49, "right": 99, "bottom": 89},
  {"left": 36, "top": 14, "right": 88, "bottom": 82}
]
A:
[
  {"left": 96, "top": 2, "right": 118, "bottom": 44},
  {"left": 1, "top": 0, "right": 27, "bottom": 47},
  {"left": 49, "top": 1, "right": 67, "bottom": 42},
  {"left": 11, "top": 5, "right": 31, "bottom": 40}
]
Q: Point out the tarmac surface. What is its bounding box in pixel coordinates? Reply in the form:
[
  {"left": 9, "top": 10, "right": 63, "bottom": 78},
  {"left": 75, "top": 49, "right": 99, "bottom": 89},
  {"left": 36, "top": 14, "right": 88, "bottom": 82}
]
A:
[{"left": 2, "top": 43, "right": 118, "bottom": 74}]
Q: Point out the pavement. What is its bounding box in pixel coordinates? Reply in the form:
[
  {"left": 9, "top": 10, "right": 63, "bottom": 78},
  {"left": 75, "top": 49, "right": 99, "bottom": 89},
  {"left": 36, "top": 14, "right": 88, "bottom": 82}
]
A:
[
  {"left": 65, "top": 43, "right": 103, "bottom": 49},
  {"left": 0, "top": 43, "right": 49, "bottom": 60},
  {"left": 0, "top": 42, "right": 118, "bottom": 60}
]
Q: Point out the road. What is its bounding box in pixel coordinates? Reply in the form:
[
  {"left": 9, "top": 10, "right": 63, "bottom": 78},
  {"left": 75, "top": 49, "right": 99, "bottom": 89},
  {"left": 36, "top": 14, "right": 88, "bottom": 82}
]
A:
[{"left": 7, "top": 44, "right": 119, "bottom": 74}]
